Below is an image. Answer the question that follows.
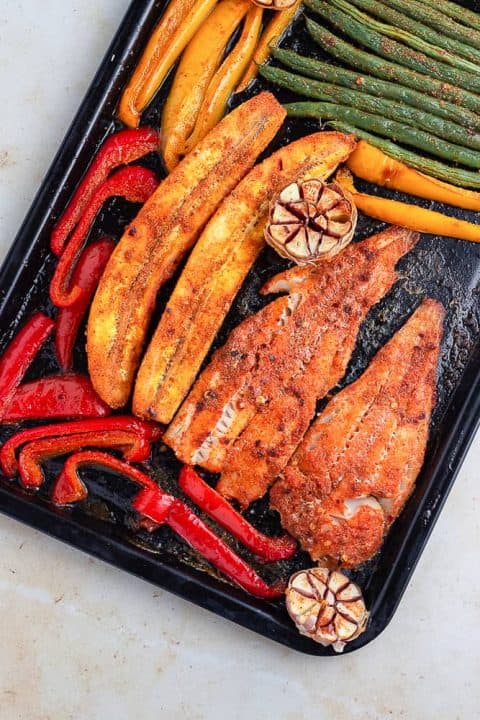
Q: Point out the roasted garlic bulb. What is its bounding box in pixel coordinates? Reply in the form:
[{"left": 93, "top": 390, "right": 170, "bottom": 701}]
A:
[
  {"left": 251, "top": 0, "right": 297, "bottom": 8},
  {"left": 265, "top": 178, "right": 357, "bottom": 265},
  {"left": 286, "top": 567, "right": 369, "bottom": 652}
]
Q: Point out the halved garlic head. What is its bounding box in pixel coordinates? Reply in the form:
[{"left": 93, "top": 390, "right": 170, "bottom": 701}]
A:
[
  {"left": 265, "top": 179, "right": 357, "bottom": 265},
  {"left": 251, "top": 0, "right": 297, "bottom": 8},
  {"left": 286, "top": 567, "right": 368, "bottom": 652}
]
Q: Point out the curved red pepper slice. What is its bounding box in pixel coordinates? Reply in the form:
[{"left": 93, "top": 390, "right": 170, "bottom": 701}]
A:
[
  {"left": 51, "top": 127, "right": 159, "bottom": 256},
  {"left": 134, "top": 488, "right": 285, "bottom": 599},
  {"left": 55, "top": 238, "right": 115, "bottom": 371},
  {"left": 50, "top": 166, "right": 159, "bottom": 308},
  {"left": 50, "top": 451, "right": 284, "bottom": 599},
  {"left": 178, "top": 466, "right": 297, "bottom": 562},
  {"left": 18, "top": 430, "right": 156, "bottom": 489},
  {"left": 51, "top": 450, "right": 160, "bottom": 506},
  {"left": 2, "top": 375, "right": 110, "bottom": 423},
  {"left": 1, "top": 416, "right": 162, "bottom": 477},
  {"left": 0, "top": 313, "right": 55, "bottom": 420}
]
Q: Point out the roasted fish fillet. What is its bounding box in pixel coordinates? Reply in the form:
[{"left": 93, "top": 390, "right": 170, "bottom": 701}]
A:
[
  {"left": 165, "top": 226, "right": 419, "bottom": 507},
  {"left": 87, "top": 92, "right": 285, "bottom": 409},
  {"left": 270, "top": 298, "right": 444, "bottom": 568}
]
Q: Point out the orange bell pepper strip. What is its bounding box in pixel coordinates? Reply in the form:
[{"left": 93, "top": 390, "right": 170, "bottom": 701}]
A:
[
  {"left": 118, "top": 0, "right": 217, "bottom": 128},
  {"left": 336, "top": 167, "right": 480, "bottom": 244},
  {"left": 183, "top": 5, "right": 264, "bottom": 154},
  {"left": 237, "top": 0, "right": 302, "bottom": 92},
  {"left": 161, "top": 0, "right": 250, "bottom": 172},
  {"left": 347, "top": 140, "right": 480, "bottom": 213}
]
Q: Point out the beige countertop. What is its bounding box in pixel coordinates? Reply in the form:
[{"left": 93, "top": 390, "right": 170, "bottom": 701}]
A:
[{"left": 0, "top": 2, "right": 479, "bottom": 718}]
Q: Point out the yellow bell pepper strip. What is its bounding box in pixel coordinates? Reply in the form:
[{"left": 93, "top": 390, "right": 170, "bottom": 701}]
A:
[
  {"left": 183, "top": 6, "right": 264, "bottom": 154},
  {"left": 118, "top": 0, "right": 217, "bottom": 128},
  {"left": 336, "top": 167, "right": 480, "bottom": 244},
  {"left": 161, "top": 0, "right": 250, "bottom": 172},
  {"left": 347, "top": 141, "right": 480, "bottom": 213},
  {"left": 236, "top": 0, "right": 302, "bottom": 92}
]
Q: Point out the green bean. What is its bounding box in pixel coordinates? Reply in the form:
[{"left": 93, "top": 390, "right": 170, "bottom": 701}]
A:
[
  {"left": 346, "top": 0, "right": 480, "bottom": 70},
  {"left": 416, "top": 0, "right": 480, "bottom": 33},
  {"left": 271, "top": 47, "right": 480, "bottom": 130},
  {"left": 305, "top": 0, "right": 480, "bottom": 95},
  {"left": 305, "top": 18, "right": 480, "bottom": 116},
  {"left": 261, "top": 65, "right": 480, "bottom": 151},
  {"left": 386, "top": 0, "right": 480, "bottom": 50},
  {"left": 285, "top": 101, "right": 480, "bottom": 168},
  {"left": 324, "top": 122, "right": 480, "bottom": 189}
]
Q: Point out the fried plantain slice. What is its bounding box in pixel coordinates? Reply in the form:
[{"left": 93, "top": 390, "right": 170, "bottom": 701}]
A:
[
  {"left": 134, "top": 131, "right": 356, "bottom": 424},
  {"left": 87, "top": 92, "right": 285, "bottom": 409}
]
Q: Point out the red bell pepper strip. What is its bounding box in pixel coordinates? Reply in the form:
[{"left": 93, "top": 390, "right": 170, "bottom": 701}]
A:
[
  {"left": 51, "top": 127, "right": 160, "bottom": 256},
  {"left": 49, "top": 451, "right": 284, "bottom": 598},
  {"left": 18, "top": 430, "right": 156, "bottom": 489},
  {"left": 178, "top": 466, "right": 297, "bottom": 562},
  {"left": 0, "top": 416, "right": 162, "bottom": 477},
  {"left": 134, "top": 487, "right": 286, "bottom": 599},
  {"left": 0, "top": 313, "right": 55, "bottom": 420},
  {"left": 55, "top": 238, "right": 115, "bottom": 370},
  {"left": 49, "top": 166, "right": 159, "bottom": 308},
  {"left": 1, "top": 374, "right": 110, "bottom": 423},
  {"left": 51, "top": 450, "right": 162, "bottom": 505},
  {"left": 53, "top": 465, "right": 89, "bottom": 504}
]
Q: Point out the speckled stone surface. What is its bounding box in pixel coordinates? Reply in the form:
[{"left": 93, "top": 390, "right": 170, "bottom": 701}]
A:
[{"left": 0, "top": 3, "right": 479, "bottom": 719}]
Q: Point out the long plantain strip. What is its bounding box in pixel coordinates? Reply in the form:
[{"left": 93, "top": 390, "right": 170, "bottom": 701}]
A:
[
  {"left": 347, "top": 0, "right": 480, "bottom": 69},
  {"left": 285, "top": 102, "right": 480, "bottom": 169},
  {"left": 305, "top": 0, "right": 480, "bottom": 95},
  {"left": 161, "top": 0, "right": 250, "bottom": 172},
  {"left": 261, "top": 65, "right": 480, "bottom": 151},
  {"left": 418, "top": 0, "right": 480, "bottom": 32},
  {"left": 347, "top": 141, "right": 480, "bottom": 212},
  {"left": 336, "top": 168, "right": 480, "bottom": 244},
  {"left": 118, "top": 0, "right": 216, "bottom": 128},
  {"left": 87, "top": 93, "right": 285, "bottom": 409},
  {"left": 236, "top": 1, "right": 302, "bottom": 92},
  {"left": 387, "top": 0, "right": 480, "bottom": 51},
  {"left": 305, "top": 19, "right": 480, "bottom": 116},
  {"left": 133, "top": 131, "right": 356, "bottom": 424},
  {"left": 271, "top": 47, "right": 480, "bottom": 130},
  {"left": 183, "top": 6, "right": 263, "bottom": 154},
  {"left": 328, "top": 122, "right": 480, "bottom": 189}
]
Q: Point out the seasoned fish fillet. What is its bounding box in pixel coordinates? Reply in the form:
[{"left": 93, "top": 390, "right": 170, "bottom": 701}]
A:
[
  {"left": 270, "top": 298, "right": 444, "bottom": 568},
  {"left": 165, "top": 226, "right": 418, "bottom": 506}
]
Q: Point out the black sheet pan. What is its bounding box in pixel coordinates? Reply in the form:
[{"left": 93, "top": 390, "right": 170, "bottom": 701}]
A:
[{"left": 1, "top": 0, "right": 479, "bottom": 655}]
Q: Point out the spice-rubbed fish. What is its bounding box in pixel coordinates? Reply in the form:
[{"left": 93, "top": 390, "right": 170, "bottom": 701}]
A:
[
  {"left": 87, "top": 92, "right": 285, "bottom": 409},
  {"left": 165, "top": 226, "right": 419, "bottom": 507},
  {"left": 270, "top": 298, "right": 444, "bottom": 568},
  {"left": 133, "top": 131, "right": 356, "bottom": 424}
]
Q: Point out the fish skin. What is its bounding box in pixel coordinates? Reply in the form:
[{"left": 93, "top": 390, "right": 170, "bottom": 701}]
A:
[
  {"left": 86, "top": 92, "right": 285, "bottom": 409},
  {"left": 270, "top": 298, "right": 444, "bottom": 568},
  {"left": 166, "top": 226, "right": 419, "bottom": 507}
]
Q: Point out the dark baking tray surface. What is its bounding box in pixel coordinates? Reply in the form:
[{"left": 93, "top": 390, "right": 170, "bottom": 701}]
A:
[{"left": 1, "top": 0, "right": 479, "bottom": 655}]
